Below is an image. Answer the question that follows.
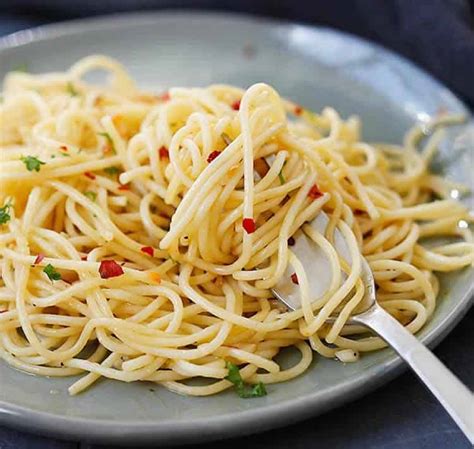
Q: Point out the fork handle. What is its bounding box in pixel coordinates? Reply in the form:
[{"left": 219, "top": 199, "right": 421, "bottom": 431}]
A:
[{"left": 353, "top": 305, "right": 474, "bottom": 444}]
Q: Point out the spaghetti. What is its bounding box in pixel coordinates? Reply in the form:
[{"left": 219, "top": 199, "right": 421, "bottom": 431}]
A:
[{"left": 0, "top": 55, "right": 472, "bottom": 396}]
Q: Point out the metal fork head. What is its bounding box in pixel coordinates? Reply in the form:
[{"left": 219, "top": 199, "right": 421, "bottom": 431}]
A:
[{"left": 271, "top": 211, "right": 376, "bottom": 321}]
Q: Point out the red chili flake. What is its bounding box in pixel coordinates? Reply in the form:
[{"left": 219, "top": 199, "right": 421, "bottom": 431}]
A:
[
  {"left": 118, "top": 184, "right": 130, "bottom": 191},
  {"left": 242, "top": 218, "right": 256, "bottom": 234},
  {"left": 308, "top": 184, "right": 323, "bottom": 200},
  {"left": 354, "top": 209, "right": 365, "bottom": 216},
  {"left": 291, "top": 273, "right": 299, "bottom": 284},
  {"left": 34, "top": 253, "right": 45, "bottom": 265},
  {"left": 81, "top": 255, "right": 88, "bottom": 261},
  {"left": 158, "top": 146, "right": 169, "bottom": 160},
  {"left": 231, "top": 100, "right": 241, "bottom": 111},
  {"left": 99, "top": 260, "right": 124, "bottom": 279},
  {"left": 160, "top": 92, "right": 170, "bottom": 101},
  {"left": 59, "top": 145, "right": 68, "bottom": 152},
  {"left": 288, "top": 237, "right": 295, "bottom": 246},
  {"left": 294, "top": 105, "right": 303, "bottom": 116},
  {"left": 207, "top": 151, "right": 221, "bottom": 163},
  {"left": 84, "top": 171, "right": 96, "bottom": 180},
  {"left": 141, "top": 246, "right": 154, "bottom": 257}
]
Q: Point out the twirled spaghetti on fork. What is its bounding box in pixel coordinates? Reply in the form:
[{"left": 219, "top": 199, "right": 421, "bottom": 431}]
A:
[{"left": 0, "top": 55, "right": 472, "bottom": 396}]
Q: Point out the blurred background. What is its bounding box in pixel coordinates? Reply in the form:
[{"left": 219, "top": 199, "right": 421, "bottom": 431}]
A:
[{"left": 1, "top": 0, "right": 474, "bottom": 105}]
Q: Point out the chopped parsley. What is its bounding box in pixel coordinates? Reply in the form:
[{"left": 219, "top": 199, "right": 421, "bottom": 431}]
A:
[
  {"left": 225, "top": 361, "right": 267, "bottom": 398},
  {"left": 66, "top": 82, "right": 78, "bottom": 96},
  {"left": 43, "top": 264, "right": 62, "bottom": 281},
  {"left": 226, "top": 361, "right": 243, "bottom": 385},
  {"left": 21, "top": 155, "right": 45, "bottom": 172},
  {"left": 98, "top": 132, "right": 116, "bottom": 153},
  {"left": 278, "top": 170, "right": 285, "bottom": 185},
  {"left": 0, "top": 202, "right": 12, "bottom": 225},
  {"left": 104, "top": 166, "right": 120, "bottom": 175},
  {"left": 278, "top": 161, "right": 287, "bottom": 185},
  {"left": 248, "top": 382, "right": 267, "bottom": 397},
  {"left": 84, "top": 191, "right": 97, "bottom": 202}
]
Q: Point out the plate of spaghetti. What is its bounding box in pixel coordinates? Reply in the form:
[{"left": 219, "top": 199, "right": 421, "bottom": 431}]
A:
[{"left": 0, "top": 11, "right": 472, "bottom": 445}]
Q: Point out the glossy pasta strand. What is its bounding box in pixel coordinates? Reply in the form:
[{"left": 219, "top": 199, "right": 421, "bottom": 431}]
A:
[{"left": 0, "top": 55, "right": 473, "bottom": 396}]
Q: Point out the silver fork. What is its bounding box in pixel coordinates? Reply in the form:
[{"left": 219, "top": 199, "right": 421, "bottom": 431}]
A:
[{"left": 272, "top": 212, "right": 474, "bottom": 443}]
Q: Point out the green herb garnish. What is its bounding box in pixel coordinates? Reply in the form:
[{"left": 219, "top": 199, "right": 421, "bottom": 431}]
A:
[
  {"left": 21, "top": 155, "right": 45, "bottom": 172},
  {"left": 43, "top": 264, "right": 62, "bottom": 281},
  {"left": 98, "top": 132, "right": 116, "bottom": 153},
  {"left": 226, "top": 361, "right": 242, "bottom": 385},
  {"left": 278, "top": 161, "right": 287, "bottom": 185},
  {"left": 0, "top": 202, "right": 12, "bottom": 225},
  {"left": 66, "top": 82, "right": 78, "bottom": 96},
  {"left": 248, "top": 382, "right": 267, "bottom": 397},
  {"left": 84, "top": 191, "right": 97, "bottom": 202},
  {"left": 225, "top": 361, "right": 267, "bottom": 398},
  {"left": 278, "top": 170, "right": 285, "bottom": 185},
  {"left": 104, "top": 166, "right": 120, "bottom": 175}
]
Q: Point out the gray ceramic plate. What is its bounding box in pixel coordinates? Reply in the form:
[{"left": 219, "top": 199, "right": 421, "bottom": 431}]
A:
[{"left": 0, "top": 11, "right": 472, "bottom": 446}]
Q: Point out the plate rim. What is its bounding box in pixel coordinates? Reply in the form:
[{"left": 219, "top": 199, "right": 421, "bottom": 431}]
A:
[{"left": 0, "top": 10, "right": 472, "bottom": 445}]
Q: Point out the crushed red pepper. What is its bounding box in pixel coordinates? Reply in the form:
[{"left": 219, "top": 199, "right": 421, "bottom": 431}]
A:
[
  {"left": 158, "top": 146, "right": 169, "bottom": 160},
  {"left": 231, "top": 100, "right": 241, "bottom": 111},
  {"left": 242, "top": 218, "right": 256, "bottom": 234},
  {"left": 308, "top": 184, "right": 323, "bottom": 200},
  {"left": 207, "top": 151, "right": 221, "bottom": 163},
  {"left": 141, "top": 246, "right": 154, "bottom": 257},
  {"left": 99, "top": 260, "right": 124, "bottom": 279}
]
